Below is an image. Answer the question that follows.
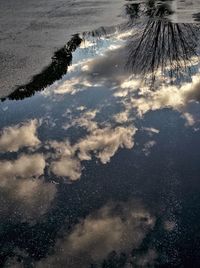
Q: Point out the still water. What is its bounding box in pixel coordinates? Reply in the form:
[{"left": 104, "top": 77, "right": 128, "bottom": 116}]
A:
[{"left": 1, "top": 1, "right": 200, "bottom": 267}]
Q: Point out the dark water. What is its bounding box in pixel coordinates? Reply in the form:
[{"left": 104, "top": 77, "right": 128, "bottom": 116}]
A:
[{"left": 1, "top": 1, "right": 200, "bottom": 267}]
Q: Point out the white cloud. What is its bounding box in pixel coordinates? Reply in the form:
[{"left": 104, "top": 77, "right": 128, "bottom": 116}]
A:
[
  {"left": 115, "top": 30, "right": 134, "bottom": 40},
  {"left": 49, "top": 140, "right": 81, "bottom": 181},
  {"left": 182, "top": 112, "right": 195, "bottom": 126},
  {"left": 0, "top": 154, "right": 45, "bottom": 186},
  {"left": 113, "top": 111, "right": 130, "bottom": 123},
  {"left": 142, "top": 127, "right": 160, "bottom": 135},
  {"left": 79, "top": 40, "right": 94, "bottom": 49},
  {"left": 63, "top": 108, "right": 99, "bottom": 131},
  {"left": 125, "top": 75, "right": 200, "bottom": 117},
  {"left": 37, "top": 200, "right": 155, "bottom": 268},
  {"left": 72, "top": 109, "right": 99, "bottom": 132},
  {"left": 49, "top": 125, "right": 137, "bottom": 180},
  {"left": 142, "top": 141, "right": 157, "bottom": 156},
  {"left": 120, "top": 78, "right": 140, "bottom": 91},
  {"left": 113, "top": 73, "right": 200, "bottom": 129},
  {"left": 76, "top": 126, "right": 137, "bottom": 164},
  {"left": 0, "top": 154, "right": 56, "bottom": 222},
  {"left": 53, "top": 77, "right": 92, "bottom": 95},
  {"left": 0, "top": 178, "right": 56, "bottom": 222},
  {"left": 50, "top": 157, "right": 81, "bottom": 181},
  {"left": 0, "top": 119, "right": 40, "bottom": 152},
  {"left": 76, "top": 106, "right": 86, "bottom": 111}
]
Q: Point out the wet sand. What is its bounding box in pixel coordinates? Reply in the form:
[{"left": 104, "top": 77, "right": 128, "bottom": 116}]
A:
[{"left": 0, "top": 0, "right": 124, "bottom": 98}]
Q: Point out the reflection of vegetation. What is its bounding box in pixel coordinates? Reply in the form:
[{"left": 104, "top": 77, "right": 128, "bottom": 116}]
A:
[
  {"left": 126, "top": 0, "right": 174, "bottom": 23},
  {"left": 1, "top": 34, "right": 82, "bottom": 101},
  {"left": 126, "top": 0, "right": 199, "bottom": 85},
  {"left": 82, "top": 0, "right": 199, "bottom": 86},
  {"left": 83, "top": 26, "right": 116, "bottom": 39},
  {"left": 194, "top": 12, "right": 200, "bottom": 22},
  {"left": 2, "top": 0, "right": 200, "bottom": 101},
  {"left": 127, "top": 21, "right": 199, "bottom": 84}
]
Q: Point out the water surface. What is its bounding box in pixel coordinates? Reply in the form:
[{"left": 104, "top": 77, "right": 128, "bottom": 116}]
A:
[{"left": 1, "top": 1, "right": 200, "bottom": 267}]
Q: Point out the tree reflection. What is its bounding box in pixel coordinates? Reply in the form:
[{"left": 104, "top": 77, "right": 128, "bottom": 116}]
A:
[
  {"left": 126, "top": 0, "right": 199, "bottom": 85},
  {"left": 1, "top": 34, "right": 82, "bottom": 101},
  {"left": 2, "top": 0, "right": 200, "bottom": 101}
]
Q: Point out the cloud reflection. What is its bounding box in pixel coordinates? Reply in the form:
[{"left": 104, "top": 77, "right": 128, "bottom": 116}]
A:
[
  {"left": 37, "top": 200, "right": 155, "bottom": 268},
  {"left": 122, "top": 74, "right": 200, "bottom": 117},
  {"left": 49, "top": 125, "right": 137, "bottom": 181},
  {"left": 0, "top": 119, "right": 40, "bottom": 152},
  {"left": 0, "top": 154, "right": 56, "bottom": 222},
  {"left": 49, "top": 141, "right": 81, "bottom": 181},
  {"left": 76, "top": 126, "right": 136, "bottom": 164}
]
